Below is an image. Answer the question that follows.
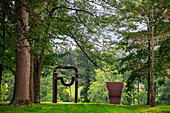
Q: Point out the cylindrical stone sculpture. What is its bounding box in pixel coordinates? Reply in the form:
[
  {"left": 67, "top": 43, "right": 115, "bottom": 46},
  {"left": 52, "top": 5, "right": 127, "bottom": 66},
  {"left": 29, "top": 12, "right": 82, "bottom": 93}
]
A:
[{"left": 106, "top": 82, "right": 124, "bottom": 104}]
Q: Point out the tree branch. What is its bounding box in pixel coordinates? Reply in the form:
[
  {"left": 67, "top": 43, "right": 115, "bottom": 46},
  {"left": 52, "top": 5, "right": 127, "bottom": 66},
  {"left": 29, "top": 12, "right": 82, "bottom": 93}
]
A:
[
  {"left": 49, "top": 6, "right": 94, "bottom": 16},
  {"left": 68, "top": 30, "right": 106, "bottom": 72},
  {"left": 102, "top": 0, "right": 121, "bottom": 11}
]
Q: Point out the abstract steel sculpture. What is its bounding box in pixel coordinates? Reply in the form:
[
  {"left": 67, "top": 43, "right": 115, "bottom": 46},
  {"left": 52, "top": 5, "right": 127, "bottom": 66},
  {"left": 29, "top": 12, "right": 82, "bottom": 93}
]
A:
[
  {"left": 106, "top": 82, "right": 124, "bottom": 104},
  {"left": 53, "top": 66, "right": 78, "bottom": 103}
]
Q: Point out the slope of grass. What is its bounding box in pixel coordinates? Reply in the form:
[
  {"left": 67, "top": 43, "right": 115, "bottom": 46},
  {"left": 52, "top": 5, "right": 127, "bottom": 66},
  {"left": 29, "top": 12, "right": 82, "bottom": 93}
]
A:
[{"left": 0, "top": 103, "right": 170, "bottom": 113}]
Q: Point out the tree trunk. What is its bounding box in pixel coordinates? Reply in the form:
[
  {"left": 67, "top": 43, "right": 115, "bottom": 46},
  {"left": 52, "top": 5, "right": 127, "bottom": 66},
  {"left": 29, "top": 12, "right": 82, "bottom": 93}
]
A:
[
  {"left": 33, "top": 54, "right": 39, "bottom": 103},
  {"left": 69, "top": 86, "right": 72, "bottom": 100},
  {"left": 151, "top": 73, "right": 154, "bottom": 107},
  {"left": 147, "top": 40, "right": 151, "bottom": 105},
  {"left": 0, "top": 12, "right": 6, "bottom": 95},
  {"left": 29, "top": 56, "right": 34, "bottom": 102},
  {"left": 151, "top": 10, "right": 155, "bottom": 107},
  {"left": 154, "top": 82, "right": 157, "bottom": 103},
  {"left": 10, "top": 0, "right": 31, "bottom": 105},
  {"left": 34, "top": 48, "right": 45, "bottom": 103}
]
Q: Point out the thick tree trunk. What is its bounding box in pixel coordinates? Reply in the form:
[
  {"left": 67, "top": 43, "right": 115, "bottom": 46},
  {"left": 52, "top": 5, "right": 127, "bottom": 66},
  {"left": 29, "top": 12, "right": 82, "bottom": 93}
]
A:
[
  {"left": 10, "top": 0, "right": 30, "bottom": 105},
  {"left": 147, "top": 40, "right": 151, "bottom": 105},
  {"left": 29, "top": 56, "right": 34, "bottom": 102},
  {"left": 34, "top": 48, "right": 45, "bottom": 103}
]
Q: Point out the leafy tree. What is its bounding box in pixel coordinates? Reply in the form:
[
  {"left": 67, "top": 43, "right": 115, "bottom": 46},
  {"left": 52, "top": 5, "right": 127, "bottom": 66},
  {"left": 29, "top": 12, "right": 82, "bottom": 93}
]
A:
[
  {"left": 103, "top": 0, "right": 169, "bottom": 107},
  {"left": 28, "top": 0, "right": 112, "bottom": 104},
  {"left": 9, "top": 0, "right": 31, "bottom": 105},
  {"left": 1, "top": 0, "right": 111, "bottom": 105}
]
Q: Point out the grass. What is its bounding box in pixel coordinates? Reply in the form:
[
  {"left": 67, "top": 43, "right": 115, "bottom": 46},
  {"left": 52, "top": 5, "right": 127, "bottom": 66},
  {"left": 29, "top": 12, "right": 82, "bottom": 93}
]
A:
[{"left": 0, "top": 103, "right": 170, "bottom": 113}]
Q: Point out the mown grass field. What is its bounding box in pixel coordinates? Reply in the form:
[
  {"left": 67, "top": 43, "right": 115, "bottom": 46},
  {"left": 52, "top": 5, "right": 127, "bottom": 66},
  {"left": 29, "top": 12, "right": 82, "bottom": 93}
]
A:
[{"left": 0, "top": 103, "right": 170, "bottom": 113}]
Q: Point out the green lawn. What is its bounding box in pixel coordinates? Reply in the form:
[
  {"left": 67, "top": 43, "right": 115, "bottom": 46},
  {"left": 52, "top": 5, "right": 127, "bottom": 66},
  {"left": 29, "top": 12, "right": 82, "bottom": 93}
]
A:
[{"left": 0, "top": 103, "right": 170, "bottom": 113}]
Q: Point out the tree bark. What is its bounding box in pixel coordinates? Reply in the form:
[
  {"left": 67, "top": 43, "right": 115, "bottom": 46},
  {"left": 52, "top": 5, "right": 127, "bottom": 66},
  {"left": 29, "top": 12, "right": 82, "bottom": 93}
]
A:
[
  {"left": 29, "top": 56, "right": 34, "bottom": 102},
  {"left": 151, "top": 9, "right": 155, "bottom": 107},
  {"left": 10, "top": 0, "right": 31, "bottom": 105},
  {"left": 151, "top": 72, "right": 155, "bottom": 107},
  {"left": 147, "top": 40, "right": 151, "bottom": 105},
  {"left": 34, "top": 47, "right": 45, "bottom": 103}
]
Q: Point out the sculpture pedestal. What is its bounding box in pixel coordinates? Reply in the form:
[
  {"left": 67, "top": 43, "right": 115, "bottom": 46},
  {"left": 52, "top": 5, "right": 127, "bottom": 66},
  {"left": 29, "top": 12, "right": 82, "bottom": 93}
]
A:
[{"left": 106, "top": 82, "right": 124, "bottom": 104}]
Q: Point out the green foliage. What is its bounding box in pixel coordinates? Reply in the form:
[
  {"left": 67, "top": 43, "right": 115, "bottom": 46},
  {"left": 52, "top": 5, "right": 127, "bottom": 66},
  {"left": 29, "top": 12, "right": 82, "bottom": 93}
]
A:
[
  {"left": 57, "top": 49, "right": 97, "bottom": 102},
  {"left": 122, "top": 88, "right": 147, "bottom": 105},
  {"left": 88, "top": 65, "right": 123, "bottom": 103},
  {"left": 155, "top": 38, "right": 170, "bottom": 77},
  {"left": 40, "top": 76, "right": 53, "bottom": 102},
  {"left": 0, "top": 83, "right": 8, "bottom": 102},
  {"left": 0, "top": 71, "right": 14, "bottom": 102},
  {"left": 57, "top": 86, "right": 70, "bottom": 102},
  {"left": 75, "top": 50, "right": 96, "bottom": 102},
  {"left": 57, "top": 68, "right": 76, "bottom": 102},
  {"left": 40, "top": 70, "right": 72, "bottom": 102},
  {"left": 156, "top": 78, "right": 170, "bottom": 105},
  {"left": 0, "top": 1, "right": 16, "bottom": 77}
]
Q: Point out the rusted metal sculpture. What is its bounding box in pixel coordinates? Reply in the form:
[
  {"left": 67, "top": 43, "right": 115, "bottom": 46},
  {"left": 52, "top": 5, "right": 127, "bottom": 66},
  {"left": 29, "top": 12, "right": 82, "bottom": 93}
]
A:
[
  {"left": 53, "top": 66, "right": 78, "bottom": 103},
  {"left": 106, "top": 82, "right": 124, "bottom": 104}
]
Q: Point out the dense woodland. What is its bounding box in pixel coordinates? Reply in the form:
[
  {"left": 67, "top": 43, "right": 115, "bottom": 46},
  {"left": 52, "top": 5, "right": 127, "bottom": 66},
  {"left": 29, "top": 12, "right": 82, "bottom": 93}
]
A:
[{"left": 0, "top": 0, "right": 169, "bottom": 107}]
